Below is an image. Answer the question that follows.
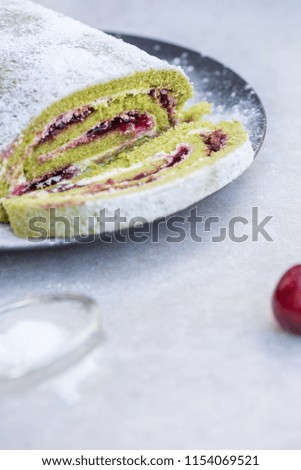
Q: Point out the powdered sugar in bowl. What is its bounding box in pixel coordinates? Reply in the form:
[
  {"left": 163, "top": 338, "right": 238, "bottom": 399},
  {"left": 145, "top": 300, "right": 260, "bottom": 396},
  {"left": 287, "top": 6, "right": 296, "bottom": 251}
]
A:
[{"left": 0, "top": 294, "right": 102, "bottom": 392}]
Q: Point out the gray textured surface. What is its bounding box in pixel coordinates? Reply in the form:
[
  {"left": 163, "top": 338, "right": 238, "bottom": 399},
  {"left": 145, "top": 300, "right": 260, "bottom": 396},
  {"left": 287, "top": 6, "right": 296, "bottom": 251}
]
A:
[{"left": 1, "top": 0, "right": 301, "bottom": 450}]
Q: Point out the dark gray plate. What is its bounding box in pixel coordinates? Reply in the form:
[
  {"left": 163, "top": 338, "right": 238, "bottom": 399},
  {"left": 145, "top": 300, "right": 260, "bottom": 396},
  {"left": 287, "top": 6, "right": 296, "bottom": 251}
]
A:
[
  {"left": 109, "top": 32, "right": 266, "bottom": 156},
  {"left": 0, "top": 33, "right": 266, "bottom": 251}
]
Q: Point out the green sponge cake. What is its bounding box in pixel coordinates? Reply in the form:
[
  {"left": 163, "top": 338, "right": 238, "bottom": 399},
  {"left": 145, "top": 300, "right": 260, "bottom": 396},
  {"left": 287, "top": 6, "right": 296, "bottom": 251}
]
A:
[
  {"left": 3, "top": 118, "right": 253, "bottom": 239},
  {"left": 0, "top": 0, "right": 192, "bottom": 223},
  {"left": 0, "top": 0, "right": 254, "bottom": 239}
]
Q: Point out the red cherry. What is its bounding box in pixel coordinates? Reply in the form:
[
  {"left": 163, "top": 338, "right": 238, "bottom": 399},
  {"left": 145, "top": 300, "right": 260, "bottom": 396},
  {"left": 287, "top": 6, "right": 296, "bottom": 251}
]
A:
[{"left": 272, "top": 265, "right": 301, "bottom": 334}]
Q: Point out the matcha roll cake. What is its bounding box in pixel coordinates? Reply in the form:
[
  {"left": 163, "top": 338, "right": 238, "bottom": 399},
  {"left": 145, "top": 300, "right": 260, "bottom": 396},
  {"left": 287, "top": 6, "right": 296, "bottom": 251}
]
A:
[
  {"left": 0, "top": 0, "right": 254, "bottom": 239},
  {"left": 0, "top": 0, "right": 192, "bottom": 222},
  {"left": 3, "top": 118, "right": 253, "bottom": 238}
]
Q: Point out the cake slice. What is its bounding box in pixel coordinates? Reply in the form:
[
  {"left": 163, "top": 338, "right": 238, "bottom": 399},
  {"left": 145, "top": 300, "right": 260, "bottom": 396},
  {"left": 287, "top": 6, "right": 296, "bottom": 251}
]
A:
[
  {"left": 3, "top": 119, "right": 254, "bottom": 239},
  {"left": 0, "top": 0, "right": 255, "bottom": 239},
  {"left": 0, "top": 0, "right": 192, "bottom": 222}
]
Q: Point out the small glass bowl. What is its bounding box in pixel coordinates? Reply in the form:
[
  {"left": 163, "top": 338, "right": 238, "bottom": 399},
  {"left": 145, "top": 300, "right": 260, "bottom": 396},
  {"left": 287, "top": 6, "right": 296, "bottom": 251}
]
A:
[{"left": 0, "top": 293, "right": 102, "bottom": 392}]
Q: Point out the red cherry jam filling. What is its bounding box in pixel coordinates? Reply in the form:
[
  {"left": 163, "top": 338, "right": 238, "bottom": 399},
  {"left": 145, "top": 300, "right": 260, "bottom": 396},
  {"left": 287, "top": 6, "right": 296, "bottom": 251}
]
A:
[
  {"left": 36, "top": 106, "right": 96, "bottom": 145},
  {"left": 201, "top": 129, "right": 228, "bottom": 155},
  {"left": 78, "top": 143, "right": 193, "bottom": 195},
  {"left": 149, "top": 88, "right": 176, "bottom": 123},
  {"left": 272, "top": 265, "right": 301, "bottom": 335},
  {"left": 85, "top": 111, "right": 154, "bottom": 140},
  {"left": 11, "top": 166, "right": 79, "bottom": 196},
  {"left": 37, "top": 111, "right": 155, "bottom": 164},
  {"left": 125, "top": 144, "right": 191, "bottom": 183}
]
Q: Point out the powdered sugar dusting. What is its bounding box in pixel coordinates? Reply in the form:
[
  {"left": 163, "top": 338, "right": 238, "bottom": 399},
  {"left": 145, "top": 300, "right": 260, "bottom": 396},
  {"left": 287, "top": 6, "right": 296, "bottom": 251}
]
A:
[
  {"left": 0, "top": 0, "right": 179, "bottom": 153},
  {"left": 0, "top": 320, "right": 70, "bottom": 377},
  {"left": 170, "top": 52, "right": 265, "bottom": 153}
]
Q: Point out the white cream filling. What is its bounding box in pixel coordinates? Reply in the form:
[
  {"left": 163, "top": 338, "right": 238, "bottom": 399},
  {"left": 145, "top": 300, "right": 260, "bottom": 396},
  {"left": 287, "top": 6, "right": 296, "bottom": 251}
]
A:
[{"left": 75, "top": 162, "right": 145, "bottom": 187}]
